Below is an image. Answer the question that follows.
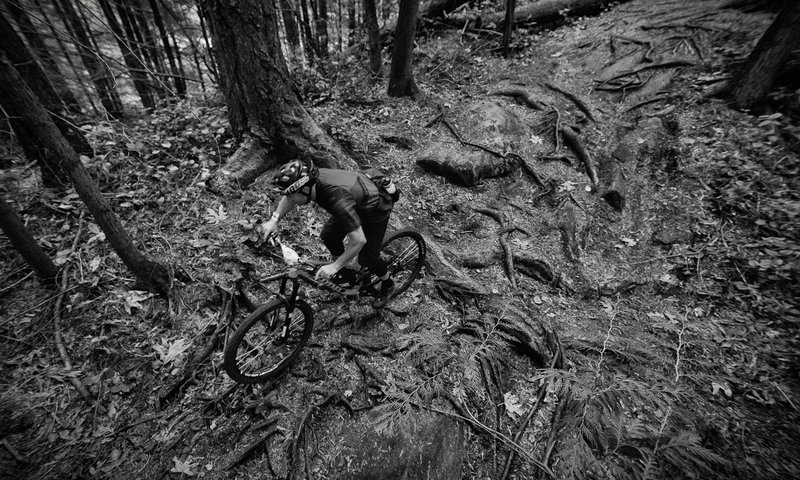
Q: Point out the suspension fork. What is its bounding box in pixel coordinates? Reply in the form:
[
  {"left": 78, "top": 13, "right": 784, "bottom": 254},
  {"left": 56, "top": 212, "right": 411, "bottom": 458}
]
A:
[{"left": 275, "top": 274, "right": 302, "bottom": 337}]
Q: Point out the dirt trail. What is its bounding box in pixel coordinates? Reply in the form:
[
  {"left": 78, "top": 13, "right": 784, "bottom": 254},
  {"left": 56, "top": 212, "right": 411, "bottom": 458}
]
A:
[{"left": 1, "top": 0, "right": 798, "bottom": 479}]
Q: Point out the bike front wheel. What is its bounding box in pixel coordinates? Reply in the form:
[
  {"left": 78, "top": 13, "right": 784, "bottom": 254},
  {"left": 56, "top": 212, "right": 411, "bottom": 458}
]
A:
[
  {"left": 381, "top": 229, "right": 426, "bottom": 298},
  {"left": 224, "top": 299, "right": 314, "bottom": 384}
]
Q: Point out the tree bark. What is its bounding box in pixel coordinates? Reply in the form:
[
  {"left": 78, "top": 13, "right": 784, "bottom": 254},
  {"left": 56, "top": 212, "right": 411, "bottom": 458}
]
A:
[
  {"left": 730, "top": 1, "right": 800, "bottom": 111},
  {"left": 98, "top": 0, "right": 157, "bottom": 111},
  {"left": 56, "top": 0, "right": 124, "bottom": 118},
  {"left": 0, "top": 53, "right": 171, "bottom": 295},
  {"left": 0, "top": 197, "right": 59, "bottom": 286},
  {"left": 0, "top": 11, "right": 91, "bottom": 187},
  {"left": 148, "top": 0, "right": 187, "bottom": 96},
  {"left": 501, "top": 0, "right": 516, "bottom": 58},
  {"left": 315, "top": 0, "right": 329, "bottom": 57},
  {"left": 363, "top": 0, "right": 381, "bottom": 78},
  {"left": 201, "top": 0, "right": 356, "bottom": 187},
  {"left": 279, "top": 0, "right": 302, "bottom": 50},
  {"left": 5, "top": 2, "right": 81, "bottom": 114},
  {"left": 300, "top": 0, "right": 320, "bottom": 61},
  {"left": 387, "top": 0, "right": 420, "bottom": 98}
]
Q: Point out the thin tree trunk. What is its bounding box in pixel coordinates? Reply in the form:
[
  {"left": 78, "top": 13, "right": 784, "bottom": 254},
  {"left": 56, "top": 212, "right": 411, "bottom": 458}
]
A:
[
  {"left": 0, "top": 53, "right": 171, "bottom": 295},
  {"left": 148, "top": 0, "right": 186, "bottom": 96},
  {"left": 280, "top": 0, "right": 301, "bottom": 50},
  {"left": 196, "top": 0, "right": 219, "bottom": 82},
  {"left": 300, "top": 0, "right": 319, "bottom": 61},
  {"left": 347, "top": 0, "right": 357, "bottom": 47},
  {"left": 730, "top": 1, "right": 800, "bottom": 111},
  {"left": 0, "top": 197, "right": 59, "bottom": 286},
  {"left": 98, "top": 0, "right": 157, "bottom": 110},
  {"left": 56, "top": 0, "right": 124, "bottom": 118},
  {"left": 363, "top": 0, "right": 381, "bottom": 78},
  {"left": 387, "top": 0, "right": 420, "bottom": 98},
  {"left": 44, "top": 0, "right": 99, "bottom": 114},
  {"left": 502, "top": 0, "right": 516, "bottom": 58},
  {"left": 6, "top": 2, "right": 81, "bottom": 114},
  {"left": 0, "top": 11, "right": 91, "bottom": 187},
  {"left": 316, "top": 0, "right": 329, "bottom": 58}
]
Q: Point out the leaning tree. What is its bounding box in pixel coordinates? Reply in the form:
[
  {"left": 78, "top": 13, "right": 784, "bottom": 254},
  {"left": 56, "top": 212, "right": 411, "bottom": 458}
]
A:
[
  {"left": 0, "top": 52, "right": 171, "bottom": 295},
  {"left": 200, "top": 0, "right": 356, "bottom": 187},
  {"left": 730, "top": 1, "right": 800, "bottom": 111}
]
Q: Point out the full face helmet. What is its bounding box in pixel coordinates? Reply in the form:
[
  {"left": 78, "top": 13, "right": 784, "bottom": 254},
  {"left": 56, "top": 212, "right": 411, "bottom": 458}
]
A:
[{"left": 273, "top": 159, "right": 317, "bottom": 197}]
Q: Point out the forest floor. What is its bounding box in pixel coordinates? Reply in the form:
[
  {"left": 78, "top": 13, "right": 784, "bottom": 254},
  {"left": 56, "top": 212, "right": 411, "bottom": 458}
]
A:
[{"left": 1, "top": 0, "right": 798, "bottom": 479}]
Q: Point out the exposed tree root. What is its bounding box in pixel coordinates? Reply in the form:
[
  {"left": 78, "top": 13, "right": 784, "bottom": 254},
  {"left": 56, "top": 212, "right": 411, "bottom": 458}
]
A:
[
  {"left": 490, "top": 88, "right": 548, "bottom": 110},
  {"left": 227, "top": 425, "right": 284, "bottom": 470},
  {"left": 560, "top": 125, "right": 600, "bottom": 189},
  {"left": 544, "top": 82, "right": 597, "bottom": 122}
]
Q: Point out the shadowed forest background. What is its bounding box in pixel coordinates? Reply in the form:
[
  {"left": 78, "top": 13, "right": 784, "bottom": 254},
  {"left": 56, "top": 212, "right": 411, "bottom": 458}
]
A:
[{"left": 1, "top": 0, "right": 798, "bottom": 479}]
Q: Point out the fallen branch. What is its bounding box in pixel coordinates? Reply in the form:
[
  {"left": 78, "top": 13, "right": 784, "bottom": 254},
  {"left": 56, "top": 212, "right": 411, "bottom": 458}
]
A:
[{"left": 53, "top": 211, "right": 99, "bottom": 411}]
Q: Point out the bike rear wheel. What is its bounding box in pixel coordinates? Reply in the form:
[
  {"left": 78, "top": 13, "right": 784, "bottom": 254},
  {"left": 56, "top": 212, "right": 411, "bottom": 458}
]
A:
[
  {"left": 224, "top": 299, "right": 313, "bottom": 384},
  {"left": 381, "top": 229, "right": 426, "bottom": 298}
]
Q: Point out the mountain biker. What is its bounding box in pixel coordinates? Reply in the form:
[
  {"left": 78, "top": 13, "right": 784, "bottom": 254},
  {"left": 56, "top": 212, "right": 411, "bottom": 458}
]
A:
[{"left": 258, "top": 158, "right": 398, "bottom": 308}]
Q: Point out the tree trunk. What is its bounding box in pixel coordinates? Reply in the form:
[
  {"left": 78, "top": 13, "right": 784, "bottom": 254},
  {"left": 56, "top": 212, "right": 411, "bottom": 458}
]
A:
[
  {"left": 0, "top": 11, "right": 91, "bottom": 187},
  {"left": 0, "top": 197, "right": 59, "bottom": 287},
  {"left": 0, "top": 53, "right": 171, "bottom": 295},
  {"left": 201, "top": 0, "right": 356, "bottom": 187},
  {"left": 347, "top": 0, "right": 356, "bottom": 46},
  {"left": 316, "top": 0, "right": 329, "bottom": 58},
  {"left": 730, "top": 1, "right": 800, "bottom": 111},
  {"left": 98, "top": 0, "right": 157, "bottom": 111},
  {"left": 300, "top": 0, "right": 320, "bottom": 61},
  {"left": 5, "top": 2, "right": 81, "bottom": 114},
  {"left": 387, "top": 0, "right": 420, "bottom": 98},
  {"left": 196, "top": 0, "right": 219, "bottom": 82},
  {"left": 363, "top": 0, "right": 381, "bottom": 78},
  {"left": 502, "top": 0, "right": 516, "bottom": 58},
  {"left": 56, "top": 0, "right": 124, "bottom": 118},
  {"left": 279, "top": 0, "right": 301, "bottom": 50},
  {"left": 148, "top": 0, "right": 187, "bottom": 97},
  {"left": 40, "top": 0, "right": 99, "bottom": 115}
]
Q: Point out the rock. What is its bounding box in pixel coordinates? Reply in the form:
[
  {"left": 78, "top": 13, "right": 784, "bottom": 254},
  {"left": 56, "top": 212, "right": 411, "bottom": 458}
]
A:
[
  {"left": 652, "top": 224, "right": 694, "bottom": 246},
  {"left": 309, "top": 409, "right": 466, "bottom": 480}
]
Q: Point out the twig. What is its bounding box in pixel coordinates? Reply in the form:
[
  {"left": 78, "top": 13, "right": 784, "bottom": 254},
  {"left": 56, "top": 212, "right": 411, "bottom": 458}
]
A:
[
  {"left": 440, "top": 392, "right": 555, "bottom": 479},
  {"left": 287, "top": 393, "right": 353, "bottom": 479},
  {"left": 500, "top": 352, "right": 560, "bottom": 480},
  {"left": 1, "top": 438, "right": 27, "bottom": 463},
  {"left": 156, "top": 288, "right": 233, "bottom": 408},
  {"left": 0, "top": 271, "right": 33, "bottom": 296},
  {"left": 773, "top": 382, "right": 798, "bottom": 411},
  {"left": 53, "top": 211, "right": 100, "bottom": 411}
]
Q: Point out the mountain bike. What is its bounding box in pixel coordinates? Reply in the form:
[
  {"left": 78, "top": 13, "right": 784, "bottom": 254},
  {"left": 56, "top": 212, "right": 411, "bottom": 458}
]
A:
[{"left": 223, "top": 229, "right": 426, "bottom": 384}]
